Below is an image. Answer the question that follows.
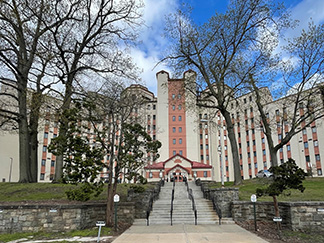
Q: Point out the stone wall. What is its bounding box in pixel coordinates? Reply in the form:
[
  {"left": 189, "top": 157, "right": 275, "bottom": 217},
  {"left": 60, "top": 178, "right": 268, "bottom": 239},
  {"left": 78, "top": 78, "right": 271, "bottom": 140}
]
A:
[
  {"left": 197, "top": 180, "right": 239, "bottom": 218},
  {"left": 232, "top": 201, "right": 324, "bottom": 232},
  {"left": 0, "top": 202, "right": 135, "bottom": 234}
]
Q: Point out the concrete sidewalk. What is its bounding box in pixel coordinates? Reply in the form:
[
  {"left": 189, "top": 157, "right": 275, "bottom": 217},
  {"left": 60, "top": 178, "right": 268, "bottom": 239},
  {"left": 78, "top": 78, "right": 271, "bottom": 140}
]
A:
[{"left": 112, "top": 224, "right": 268, "bottom": 243}]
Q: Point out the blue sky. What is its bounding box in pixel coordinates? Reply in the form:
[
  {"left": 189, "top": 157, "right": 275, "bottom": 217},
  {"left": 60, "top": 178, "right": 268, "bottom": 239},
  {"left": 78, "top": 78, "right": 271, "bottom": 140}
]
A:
[{"left": 132, "top": 0, "right": 324, "bottom": 94}]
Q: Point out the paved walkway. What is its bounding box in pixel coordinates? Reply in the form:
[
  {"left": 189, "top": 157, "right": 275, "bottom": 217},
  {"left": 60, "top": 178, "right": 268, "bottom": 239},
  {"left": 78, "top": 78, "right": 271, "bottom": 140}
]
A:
[{"left": 112, "top": 224, "right": 268, "bottom": 243}]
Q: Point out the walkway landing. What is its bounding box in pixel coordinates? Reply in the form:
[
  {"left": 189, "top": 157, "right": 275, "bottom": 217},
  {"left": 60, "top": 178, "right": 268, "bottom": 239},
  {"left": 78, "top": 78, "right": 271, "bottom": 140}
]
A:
[{"left": 112, "top": 224, "right": 268, "bottom": 243}]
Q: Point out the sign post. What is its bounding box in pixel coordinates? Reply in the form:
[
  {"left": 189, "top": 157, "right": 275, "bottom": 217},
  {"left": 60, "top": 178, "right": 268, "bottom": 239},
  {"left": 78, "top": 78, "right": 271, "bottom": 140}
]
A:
[
  {"left": 114, "top": 194, "right": 120, "bottom": 232},
  {"left": 251, "top": 194, "right": 257, "bottom": 231},
  {"left": 96, "top": 221, "right": 105, "bottom": 243}
]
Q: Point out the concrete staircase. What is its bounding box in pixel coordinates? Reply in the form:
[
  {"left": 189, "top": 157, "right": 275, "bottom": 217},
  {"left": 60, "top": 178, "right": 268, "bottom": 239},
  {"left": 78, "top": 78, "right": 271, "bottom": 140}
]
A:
[{"left": 134, "top": 181, "right": 234, "bottom": 225}]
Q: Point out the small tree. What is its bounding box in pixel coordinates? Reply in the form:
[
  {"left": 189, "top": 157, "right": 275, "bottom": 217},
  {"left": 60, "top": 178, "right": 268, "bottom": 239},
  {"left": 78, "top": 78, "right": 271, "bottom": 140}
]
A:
[
  {"left": 256, "top": 158, "right": 307, "bottom": 221},
  {"left": 49, "top": 104, "right": 106, "bottom": 201}
]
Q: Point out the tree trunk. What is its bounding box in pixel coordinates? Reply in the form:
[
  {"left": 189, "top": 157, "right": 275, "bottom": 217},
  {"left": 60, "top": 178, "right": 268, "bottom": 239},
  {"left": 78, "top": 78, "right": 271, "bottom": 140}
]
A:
[
  {"left": 53, "top": 81, "right": 73, "bottom": 182},
  {"left": 29, "top": 92, "right": 42, "bottom": 182},
  {"left": 18, "top": 82, "right": 32, "bottom": 183},
  {"left": 269, "top": 147, "right": 279, "bottom": 168},
  {"left": 223, "top": 110, "right": 242, "bottom": 185},
  {"left": 106, "top": 182, "right": 115, "bottom": 227}
]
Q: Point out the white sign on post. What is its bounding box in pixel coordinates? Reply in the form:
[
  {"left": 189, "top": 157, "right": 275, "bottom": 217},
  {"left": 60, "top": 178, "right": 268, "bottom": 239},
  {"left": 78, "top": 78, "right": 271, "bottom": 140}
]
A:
[
  {"left": 251, "top": 194, "right": 257, "bottom": 203},
  {"left": 114, "top": 194, "right": 120, "bottom": 203}
]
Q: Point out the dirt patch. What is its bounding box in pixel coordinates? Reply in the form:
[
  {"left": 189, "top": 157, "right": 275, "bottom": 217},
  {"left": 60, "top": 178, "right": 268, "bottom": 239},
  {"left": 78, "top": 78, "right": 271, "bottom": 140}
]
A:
[{"left": 236, "top": 220, "right": 324, "bottom": 243}]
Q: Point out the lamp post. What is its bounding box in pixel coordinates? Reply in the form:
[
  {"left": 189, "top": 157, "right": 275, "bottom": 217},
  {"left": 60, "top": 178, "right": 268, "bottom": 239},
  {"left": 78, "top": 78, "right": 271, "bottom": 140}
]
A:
[
  {"left": 9, "top": 157, "right": 13, "bottom": 182},
  {"left": 218, "top": 127, "right": 224, "bottom": 187}
]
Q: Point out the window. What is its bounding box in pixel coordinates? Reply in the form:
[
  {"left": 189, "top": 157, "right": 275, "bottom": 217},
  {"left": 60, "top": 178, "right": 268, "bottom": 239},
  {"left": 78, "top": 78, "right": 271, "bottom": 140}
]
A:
[
  {"left": 51, "top": 160, "right": 55, "bottom": 167},
  {"left": 173, "top": 139, "right": 176, "bottom": 144},
  {"left": 304, "top": 142, "right": 308, "bottom": 149},
  {"left": 247, "top": 141, "right": 250, "bottom": 147},
  {"left": 153, "top": 125, "right": 156, "bottom": 130},
  {"left": 318, "top": 169, "right": 322, "bottom": 176},
  {"left": 253, "top": 151, "right": 257, "bottom": 157},
  {"left": 287, "top": 145, "right": 291, "bottom": 151},
  {"left": 312, "top": 127, "right": 317, "bottom": 133},
  {"left": 302, "top": 129, "right": 307, "bottom": 135},
  {"left": 253, "top": 140, "right": 256, "bottom": 146},
  {"left": 224, "top": 145, "right": 227, "bottom": 150},
  {"left": 153, "top": 135, "right": 156, "bottom": 140},
  {"left": 200, "top": 134, "right": 203, "bottom": 139},
  {"left": 255, "top": 163, "right": 258, "bottom": 169},
  {"left": 173, "top": 127, "right": 176, "bottom": 133},
  {"left": 179, "top": 138, "right": 182, "bottom": 144},
  {"left": 147, "top": 125, "right": 150, "bottom": 131},
  {"left": 179, "top": 116, "right": 182, "bottom": 121},
  {"left": 315, "top": 154, "right": 320, "bottom": 161},
  {"left": 305, "top": 155, "right": 310, "bottom": 162},
  {"left": 172, "top": 94, "right": 175, "bottom": 99},
  {"left": 263, "top": 149, "right": 266, "bottom": 155},
  {"left": 172, "top": 116, "right": 176, "bottom": 121},
  {"left": 278, "top": 134, "right": 282, "bottom": 140},
  {"left": 179, "top": 150, "right": 183, "bottom": 156},
  {"left": 263, "top": 162, "right": 267, "bottom": 168},
  {"left": 200, "top": 144, "right": 203, "bottom": 150},
  {"left": 225, "top": 156, "right": 228, "bottom": 161},
  {"left": 262, "top": 138, "right": 265, "bottom": 144},
  {"left": 201, "top": 155, "right": 204, "bottom": 161},
  {"left": 147, "top": 105, "right": 151, "bottom": 110},
  {"left": 204, "top": 171, "right": 207, "bottom": 177},
  {"left": 240, "top": 154, "right": 242, "bottom": 159},
  {"left": 173, "top": 150, "right": 176, "bottom": 156},
  {"left": 239, "top": 143, "right": 241, "bottom": 148},
  {"left": 266, "top": 113, "right": 269, "bottom": 118},
  {"left": 275, "top": 109, "right": 279, "bottom": 115},
  {"left": 178, "top": 94, "right": 181, "bottom": 99},
  {"left": 44, "top": 132, "right": 48, "bottom": 138},
  {"left": 179, "top": 127, "right": 182, "bottom": 133},
  {"left": 314, "top": 140, "right": 318, "bottom": 147},
  {"left": 178, "top": 105, "right": 182, "bottom": 110},
  {"left": 148, "top": 115, "right": 151, "bottom": 120},
  {"left": 153, "top": 105, "right": 156, "bottom": 110},
  {"left": 206, "top": 144, "right": 209, "bottom": 150},
  {"left": 40, "top": 173, "right": 45, "bottom": 180},
  {"left": 153, "top": 115, "right": 156, "bottom": 120},
  {"left": 249, "top": 96, "right": 252, "bottom": 102},
  {"left": 248, "top": 164, "right": 252, "bottom": 169},
  {"left": 41, "top": 159, "right": 46, "bottom": 166},
  {"left": 149, "top": 172, "right": 153, "bottom": 178},
  {"left": 206, "top": 155, "right": 209, "bottom": 160},
  {"left": 250, "top": 107, "right": 253, "bottom": 113},
  {"left": 246, "top": 130, "right": 249, "bottom": 136},
  {"left": 172, "top": 105, "right": 175, "bottom": 110},
  {"left": 43, "top": 146, "right": 47, "bottom": 152},
  {"left": 244, "top": 98, "right": 247, "bottom": 104},
  {"left": 248, "top": 152, "right": 250, "bottom": 158}
]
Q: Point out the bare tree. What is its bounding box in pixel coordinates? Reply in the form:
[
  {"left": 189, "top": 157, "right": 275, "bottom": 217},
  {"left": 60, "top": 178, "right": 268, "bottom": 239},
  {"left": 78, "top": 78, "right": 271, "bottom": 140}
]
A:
[
  {"left": 51, "top": 0, "right": 143, "bottom": 182},
  {"left": 249, "top": 22, "right": 324, "bottom": 168},
  {"left": 163, "top": 0, "right": 288, "bottom": 184},
  {"left": 0, "top": 0, "right": 78, "bottom": 182}
]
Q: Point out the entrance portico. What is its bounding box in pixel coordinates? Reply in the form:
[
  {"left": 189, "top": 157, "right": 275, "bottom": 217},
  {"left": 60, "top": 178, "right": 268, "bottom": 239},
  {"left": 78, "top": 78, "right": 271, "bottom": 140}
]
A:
[{"left": 145, "top": 154, "right": 212, "bottom": 182}]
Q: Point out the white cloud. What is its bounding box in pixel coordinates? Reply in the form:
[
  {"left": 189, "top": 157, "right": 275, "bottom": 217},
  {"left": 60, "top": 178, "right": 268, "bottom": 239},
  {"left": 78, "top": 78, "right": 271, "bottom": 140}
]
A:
[{"left": 129, "top": 0, "right": 178, "bottom": 95}]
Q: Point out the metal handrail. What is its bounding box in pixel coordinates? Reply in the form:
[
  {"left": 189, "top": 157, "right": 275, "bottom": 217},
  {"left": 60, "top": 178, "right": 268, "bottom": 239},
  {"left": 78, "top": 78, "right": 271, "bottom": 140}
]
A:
[
  {"left": 188, "top": 188, "right": 197, "bottom": 225},
  {"left": 146, "top": 179, "right": 164, "bottom": 226},
  {"left": 170, "top": 188, "right": 174, "bottom": 225}
]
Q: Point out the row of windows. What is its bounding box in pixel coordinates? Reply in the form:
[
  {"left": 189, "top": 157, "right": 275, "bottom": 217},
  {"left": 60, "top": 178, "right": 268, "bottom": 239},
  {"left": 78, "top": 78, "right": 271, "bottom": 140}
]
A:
[
  {"left": 172, "top": 127, "right": 182, "bottom": 133},
  {"left": 172, "top": 138, "right": 183, "bottom": 144},
  {"left": 171, "top": 94, "right": 182, "bottom": 99},
  {"left": 147, "top": 125, "right": 156, "bottom": 130},
  {"left": 147, "top": 115, "right": 156, "bottom": 120},
  {"left": 41, "top": 159, "right": 55, "bottom": 167},
  {"left": 173, "top": 150, "right": 183, "bottom": 156},
  {"left": 172, "top": 105, "right": 182, "bottom": 110},
  {"left": 172, "top": 116, "right": 182, "bottom": 121}
]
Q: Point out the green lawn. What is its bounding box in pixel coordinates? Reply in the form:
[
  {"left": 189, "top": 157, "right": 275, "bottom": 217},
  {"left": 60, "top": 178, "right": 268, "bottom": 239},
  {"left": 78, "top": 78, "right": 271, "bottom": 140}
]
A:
[
  {"left": 0, "top": 182, "right": 154, "bottom": 202},
  {"left": 208, "top": 177, "right": 324, "bottom": 201}
]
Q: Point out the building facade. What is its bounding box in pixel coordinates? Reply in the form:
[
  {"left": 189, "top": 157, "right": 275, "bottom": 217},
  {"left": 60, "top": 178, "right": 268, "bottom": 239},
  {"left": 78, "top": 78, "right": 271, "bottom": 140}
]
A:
[{"left": 0, "top": 70, "right": 323, "bottom": 183}]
